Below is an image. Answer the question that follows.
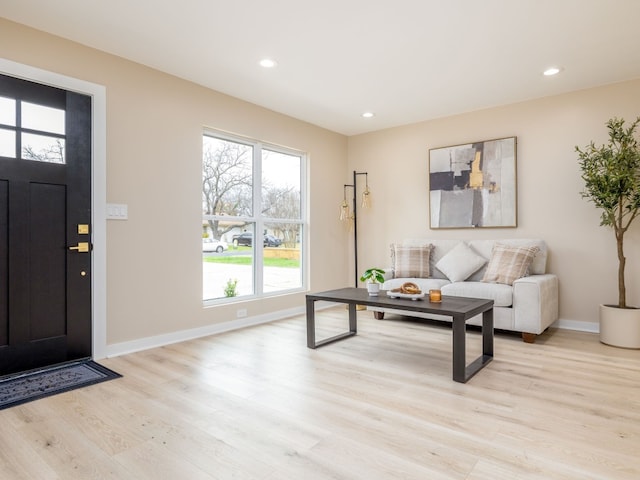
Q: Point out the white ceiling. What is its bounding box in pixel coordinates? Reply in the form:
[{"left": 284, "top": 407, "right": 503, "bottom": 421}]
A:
[{"left": 2, "top": 0, "right": 640, "bottom": 135}]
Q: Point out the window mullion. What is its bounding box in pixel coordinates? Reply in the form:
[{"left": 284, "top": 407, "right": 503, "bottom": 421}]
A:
[
  {"left": 253, "top": 143, "right": 263, "bottom": 294},
  {"left": 16, "top": 99, "right": 21, "bottom": 159}
]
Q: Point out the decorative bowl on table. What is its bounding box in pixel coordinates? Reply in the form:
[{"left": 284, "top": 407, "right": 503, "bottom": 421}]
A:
[
  {"left": 386, "top": 282, "right": 424, "bottom": 300},
  {"left": 385, "top": 290, "right": 425, "bottom": 301}
]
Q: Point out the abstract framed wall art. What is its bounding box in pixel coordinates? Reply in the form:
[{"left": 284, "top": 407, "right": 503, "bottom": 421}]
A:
[{"left": 429, "top": 137, "right": 517, "bottom": 228}]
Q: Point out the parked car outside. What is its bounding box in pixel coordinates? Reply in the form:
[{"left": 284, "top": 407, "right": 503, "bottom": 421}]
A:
[
  {"left": 202, "top": 238, "right": 228, "bottom": 253},
  {"left": 264, "top": 234, "right": 282, "bottom": 247},
  {"left": 232, "top": 232, "right": 282, "bottom": 247},
  {"left": 232, "top": 232, "right": 254, "bottom": 246}
]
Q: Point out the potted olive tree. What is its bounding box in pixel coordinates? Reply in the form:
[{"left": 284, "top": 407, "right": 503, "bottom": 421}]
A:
[
  {"left": 576, "top": 117, "right": 640, "bottom": 348},
  {"left": 360, "top": 267, "right": 386, "bottom": 296}
]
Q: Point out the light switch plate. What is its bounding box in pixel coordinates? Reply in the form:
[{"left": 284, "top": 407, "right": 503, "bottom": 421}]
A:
[{"left": 106, "top": 203, "right": 128, "bottom": 220}]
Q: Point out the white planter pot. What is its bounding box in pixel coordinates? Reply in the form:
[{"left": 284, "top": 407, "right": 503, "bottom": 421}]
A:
[
  {"left": 366, "top": 283, "right": 380, "bottom": 296},
  {"left": 599, "top": 304, "right": 640, "bottom": 349}
]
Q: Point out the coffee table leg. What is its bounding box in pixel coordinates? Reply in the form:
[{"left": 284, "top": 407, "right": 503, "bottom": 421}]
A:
[
  {"left": 348, "top": 302, "right": 357, "bottom": 335},
  {"left": 306, "top": 298, "right": 358, "bottom": 349},
  {"left": 306, "top": 297, "right": 316, "bottom": 348},
  {"left": 482, "top": 308, "right": 494, "bottom": 357},
  {"left": 452, "top": 308, "right": 494, "bottom": 382},
  {"left": 452, "top": 314, "right": 466, "bottom": 382}
]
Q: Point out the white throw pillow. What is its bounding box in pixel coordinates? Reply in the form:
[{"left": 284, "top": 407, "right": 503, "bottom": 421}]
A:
[{"left": 435, "top": 242, "right": 487, "bottom": 283}]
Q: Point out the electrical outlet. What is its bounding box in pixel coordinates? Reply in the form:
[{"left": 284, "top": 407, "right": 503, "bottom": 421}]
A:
[{"left": 237, "top": 309, "right": 247, "bottom": 318}]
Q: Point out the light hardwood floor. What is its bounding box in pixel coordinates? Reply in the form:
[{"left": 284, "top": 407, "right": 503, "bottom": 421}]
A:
[{"left": 1, "top": 308, "right": 639, "bottom": 479}]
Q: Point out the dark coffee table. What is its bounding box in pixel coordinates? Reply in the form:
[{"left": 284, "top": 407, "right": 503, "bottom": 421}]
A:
[{"left": 306, "top": 287, "right": 494, "bottom": 383}]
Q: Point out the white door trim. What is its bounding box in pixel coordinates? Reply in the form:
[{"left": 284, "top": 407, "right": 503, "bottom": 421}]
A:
[{"left": 0, "top": 58, "right": 107, "bottom": 359}]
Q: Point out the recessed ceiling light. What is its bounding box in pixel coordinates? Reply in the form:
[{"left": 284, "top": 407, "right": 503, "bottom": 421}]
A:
[
  {"left": 362, "top": 112, "right": 375, "bottom": 118},
  {"left": 259, "top": 58, "right": 277, "bottom": 68},
  {"left": 543, "top": 67, "right": 562, "bottom": 76}
]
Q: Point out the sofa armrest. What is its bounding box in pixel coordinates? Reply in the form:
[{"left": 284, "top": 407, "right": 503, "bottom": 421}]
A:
[{"left": 512, "top": 274, "right": 559, "bottom": 334}]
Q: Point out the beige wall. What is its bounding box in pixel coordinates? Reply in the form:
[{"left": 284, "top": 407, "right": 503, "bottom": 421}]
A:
[
  {"left": 348, "top": 79, "right": 640, "bottom": 327},
  {"left": 4, "top": 17, "right": 640, "bottom": 342},
  {"left": 0, "top": 19, "right": 349, "bottom": 346}
]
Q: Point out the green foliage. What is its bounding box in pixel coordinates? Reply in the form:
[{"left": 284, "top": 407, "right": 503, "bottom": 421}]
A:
[
  {"left": 576, "top": 117, "right": 640, "bottom": 308},
  {"left": 577, "top": 117, "right": 640, "bottom": 228},
  {"left": 224, "top": 278, "right": 238, "bottom": 297},
  {"left": 360, "top": 267, "right": 386, "bottom": 284},
  {"left": 204, "top": 256, "right": 299, "bottom": 268}
]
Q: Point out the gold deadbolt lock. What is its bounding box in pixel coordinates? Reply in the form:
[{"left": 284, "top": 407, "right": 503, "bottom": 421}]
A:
[
  {"left": 78, "top": 224, "right": 90, "bottom": 235},
  {"left": 69, "top": 242, "right": 90, "bottom": 253}
]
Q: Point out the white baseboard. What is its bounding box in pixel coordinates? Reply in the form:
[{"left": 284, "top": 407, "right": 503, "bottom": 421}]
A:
[
  {"left": 101, "top": 305, "right": 306, "bottom": 359},
  {"left": 99, "top": 308, "right": 599, "bottom": 360},
  {"left": 552, "top": 318, "right": 599, "bottom": 334}
]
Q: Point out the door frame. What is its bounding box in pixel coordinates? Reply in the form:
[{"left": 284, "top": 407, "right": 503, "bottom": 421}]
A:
[{"left": 0, "top": 58, "right": 107, "bottom": 360}]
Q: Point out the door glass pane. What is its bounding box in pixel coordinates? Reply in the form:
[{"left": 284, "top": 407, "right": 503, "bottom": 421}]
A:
[
  {"left": 22, "top": 133, "right": 65, "bottom": 163},
  {"left": 21, "top": 101, "right": 65, "bottom": 135},
  {"left": 203, "top": 222, "right": 255, "bottom": 301},
  {"left": 0, "top": 129, "right": 15, "bottom": 158},
  {"left": 263, "top": 222, "right": 301, "bottom": 293},
  {"left": 202, "top": 135, "right": 253, "bottom": 217},
  {"left": 0, "top": 97, "right": 15, "bottom": 126},
  {"left": 261, "top": 149, "right": 301, "bottom": 219}
]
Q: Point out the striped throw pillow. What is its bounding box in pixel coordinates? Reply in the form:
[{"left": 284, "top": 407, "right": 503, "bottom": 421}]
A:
[
  {"left": 391, "top": 244, "right": 433, "bottom": 278},
  {"left": 482, "top": 243, "right": 540, "bottom": 285}
]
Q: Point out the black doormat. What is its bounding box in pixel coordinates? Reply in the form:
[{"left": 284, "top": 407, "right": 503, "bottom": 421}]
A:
[{"left": 0, "top": 360, "right": 121, "bottom": 411}]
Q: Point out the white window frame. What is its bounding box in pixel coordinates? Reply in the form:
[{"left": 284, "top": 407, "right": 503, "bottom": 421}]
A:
[{"left": 202, "top": 129, "right": 307, "bottom": 304}]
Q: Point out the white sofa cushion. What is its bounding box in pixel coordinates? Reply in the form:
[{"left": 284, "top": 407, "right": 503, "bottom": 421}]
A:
[
  {"left": 442, "top": 281, "right": 513, "bottom": 307},
  {"left": 482, "top": 243, "right": 540, "bottom": 285},
  {"left": 435, "top": 242, "right": 487, "bottom": 282}
]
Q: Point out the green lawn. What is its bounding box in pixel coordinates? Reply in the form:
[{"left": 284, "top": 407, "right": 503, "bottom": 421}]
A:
[{"left": 204, "top": 254, "right": 299, "bottom": 268}]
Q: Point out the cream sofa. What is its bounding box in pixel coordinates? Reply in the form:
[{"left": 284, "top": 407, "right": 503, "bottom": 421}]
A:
[{"left": 370, "top": 239, "right": 559, "bottom": 343}]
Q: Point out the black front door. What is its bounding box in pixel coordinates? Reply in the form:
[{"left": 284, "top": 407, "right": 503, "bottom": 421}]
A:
[{"left": 0, "top": 74, "right": 92, "bottom": 376}]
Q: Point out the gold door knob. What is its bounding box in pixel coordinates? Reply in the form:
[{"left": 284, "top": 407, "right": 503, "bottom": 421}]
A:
[{"left": 68, "top": 242, "right": 90, "bottom": 253}]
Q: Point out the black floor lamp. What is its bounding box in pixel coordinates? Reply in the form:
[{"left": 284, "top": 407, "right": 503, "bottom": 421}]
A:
[{"left": 340, "top": 170, "right": 371, "bottom": 287}]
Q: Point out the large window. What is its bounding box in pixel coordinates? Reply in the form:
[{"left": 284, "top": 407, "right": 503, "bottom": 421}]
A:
[{"left": 202, "top": 132, "right": 305, "bottom": 302}]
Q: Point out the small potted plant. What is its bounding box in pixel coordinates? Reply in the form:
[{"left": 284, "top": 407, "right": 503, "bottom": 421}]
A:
[
  {"left": 360, "top": 267, "right": 386, "bottom": 296},
  {"left": 224, "top": 278, "right": 238, "bottom": 297},
  {"left": 576, "top": 116, "right": 640, "bottom": 348}
]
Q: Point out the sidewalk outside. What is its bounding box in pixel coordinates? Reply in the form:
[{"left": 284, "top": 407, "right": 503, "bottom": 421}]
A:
[{"left": 203, "top": 262, "right": 301, "bottom": 300}]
